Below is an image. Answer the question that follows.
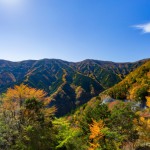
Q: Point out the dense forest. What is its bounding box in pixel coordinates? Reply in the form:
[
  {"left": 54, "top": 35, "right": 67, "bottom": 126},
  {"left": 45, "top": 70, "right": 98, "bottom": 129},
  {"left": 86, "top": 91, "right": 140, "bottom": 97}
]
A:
[
  {"left": 0, "top": 59, "right": 148, "bottom": 116},
  {"left": 0, "top": 59, "right": 149, "bottom": 150}
]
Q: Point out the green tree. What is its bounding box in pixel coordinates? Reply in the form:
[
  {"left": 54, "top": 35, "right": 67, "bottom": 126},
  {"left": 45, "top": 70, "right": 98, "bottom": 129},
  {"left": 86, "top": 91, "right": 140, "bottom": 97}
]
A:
[
  {"left": 54, "top": 118, "right": 85, "bottom": 150},
  {"left": 0, "top": 84, "right": 56, "bottom": 150},
  {"left": 109, "top": 102, "right": 139, "bottom": 149}
]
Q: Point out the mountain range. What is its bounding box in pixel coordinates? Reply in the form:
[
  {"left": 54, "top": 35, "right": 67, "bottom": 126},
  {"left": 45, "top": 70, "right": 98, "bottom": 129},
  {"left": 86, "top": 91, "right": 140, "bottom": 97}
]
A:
[
  {"left": 0, "top": 58, "right": 149, "bottom": 116},
  {"left": 73, "top": 59, "right": 150, "bottom": 122},
  {"left": 103, "top": 59, "right": 150, "bottom": 105}
]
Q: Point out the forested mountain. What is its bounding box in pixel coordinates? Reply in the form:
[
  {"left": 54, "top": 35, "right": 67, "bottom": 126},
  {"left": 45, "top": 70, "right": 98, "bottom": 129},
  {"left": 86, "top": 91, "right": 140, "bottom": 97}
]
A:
[
  {"left": 70, "top": 59, "right": 148, "bottom": 88},
  {"left": 74, "top": 60, "right": 150, "bottom": 120},
  {"left": 103, "top": 60, "right": 150, "bottom": 104},
  {"left": 0, "top": 58, "right": 149, "bottom": 116},
  {"left": 65, "top": 60, "right": 150, "bottom": 150},
  {"left": 76, "top": 60, "right": 150, "bottom": 123},
  {"left": 0, "top": 59, "right": 150, "bottom": 150}
]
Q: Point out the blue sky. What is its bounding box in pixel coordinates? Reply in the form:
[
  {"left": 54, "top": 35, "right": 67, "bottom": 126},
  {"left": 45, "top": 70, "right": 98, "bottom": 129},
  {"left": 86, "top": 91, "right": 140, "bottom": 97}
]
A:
[{"left": 0, "top": 0, "right": 150, "bottom": 62}]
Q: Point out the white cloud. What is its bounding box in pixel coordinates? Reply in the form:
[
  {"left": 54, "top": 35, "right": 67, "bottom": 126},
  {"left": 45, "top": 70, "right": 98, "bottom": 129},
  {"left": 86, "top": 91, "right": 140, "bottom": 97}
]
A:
[{"left": 134, "top": 22, "right": 150, "bottom": 33}]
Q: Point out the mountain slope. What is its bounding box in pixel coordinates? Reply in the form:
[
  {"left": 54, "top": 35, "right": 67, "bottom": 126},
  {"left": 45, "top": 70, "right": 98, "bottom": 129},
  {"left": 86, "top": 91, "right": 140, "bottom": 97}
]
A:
[
  {"left": 0, "top": 58, "right": 149, "bottom": 116},
  {"left": 72, "top": 60, "right": 150, "bottom": 128},
  {"left": 103, "top": 60, "right": 150, "bottom": 104},
  {"left": 70, "top": 59, "right": 148, "bottom": 88}
]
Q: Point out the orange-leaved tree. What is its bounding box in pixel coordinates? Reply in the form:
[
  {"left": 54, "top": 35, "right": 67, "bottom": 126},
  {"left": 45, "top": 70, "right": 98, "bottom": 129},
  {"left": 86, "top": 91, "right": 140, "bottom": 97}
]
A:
[
  {"left": 146, "top": 96, "right": 150, "bottom": 107},
  {"left": 0, "top": 84, "right": 56, "bottom": 150},
  {"left": 89, "top": 119, "right": 105, "bottom": 150}
]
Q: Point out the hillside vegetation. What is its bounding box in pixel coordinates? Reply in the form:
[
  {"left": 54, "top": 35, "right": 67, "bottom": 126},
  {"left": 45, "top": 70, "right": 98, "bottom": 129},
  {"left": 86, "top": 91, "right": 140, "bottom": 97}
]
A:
[
  {"left": 61, "top": 60, "right": 150, "bottom": 150},
  {"left": 103, "top": 60, "right": 150, "bottom": 105},
  {"left": 0, "top": 60, "right": 150, "bottom": 149},
  {"left": 0, "top": 58, "right": 148, "bottom": 116}
]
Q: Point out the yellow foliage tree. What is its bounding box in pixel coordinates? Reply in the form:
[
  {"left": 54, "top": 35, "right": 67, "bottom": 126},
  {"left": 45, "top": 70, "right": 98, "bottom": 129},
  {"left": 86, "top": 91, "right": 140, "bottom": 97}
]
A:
[
  {"left": 1, "top": 84, "right": 56, "bottom": 127},
  {"left": 134, "top": 116, "right": 150, "bottom": 146},
  {"left": 0, "top": 84, "right": 57, "bottom": 149},
  {"left": 3, "top": 84, "right": 50, "bottom": 106},
  {"left": 139, "top": 117, "right": 150, "bottom": 143},
  {"left": 146, "top": 96, "right": 150, "bottom": 107},
  {"left": 89, "top": 119, "right": 104, "bottom": 150},
  {"left": 2, "top": 84, "right": 55, "bottom": 112}
]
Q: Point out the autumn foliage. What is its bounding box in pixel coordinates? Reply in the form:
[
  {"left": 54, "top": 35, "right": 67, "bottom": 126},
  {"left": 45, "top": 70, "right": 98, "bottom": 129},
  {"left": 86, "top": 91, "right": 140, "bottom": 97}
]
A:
[
  {"left": 0, "top": 84, "right": 56, "bottom": 149},
  {"left": 89, "top": 119, "right": 104, "bottom": 150}
]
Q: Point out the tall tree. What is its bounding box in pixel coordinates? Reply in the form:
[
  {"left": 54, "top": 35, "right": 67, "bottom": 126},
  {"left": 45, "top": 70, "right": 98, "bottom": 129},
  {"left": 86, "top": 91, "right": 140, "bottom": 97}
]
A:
[{"left": 0, "top": 84, "right": 56, "bottom": 150}]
